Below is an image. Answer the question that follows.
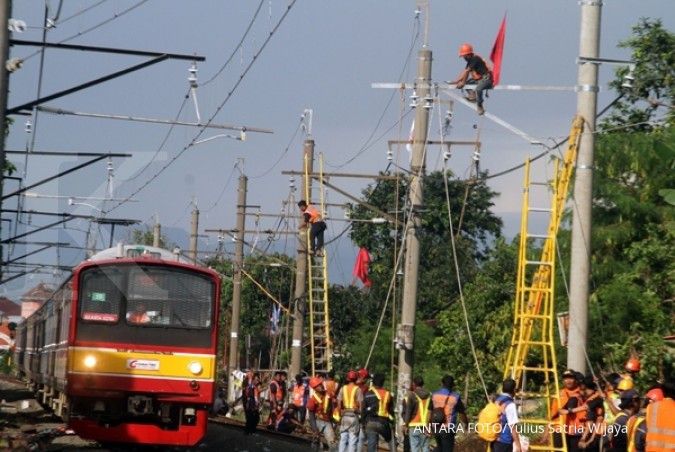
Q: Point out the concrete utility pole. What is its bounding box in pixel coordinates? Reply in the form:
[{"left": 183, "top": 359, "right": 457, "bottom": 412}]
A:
[
  {"left": 289, "top": 139, "right": 314, "bottom": 377},
  {"left": 189, "top": 204, "right": 199, "bottom": 264},
  {"left": 0, "top": 0, "right": 12, "bottom": 278},
  {"left": 568, "top": 0, "right": 602, "bottom": 374},
  {"left": 396, "top": 47, "right": 433, "bottom": 410},
  {"left": 227, "top": 174, "right": 247, "bottom": 402},
  {"left": 153, "top": 222, "right": 161, "bottom": 248}
]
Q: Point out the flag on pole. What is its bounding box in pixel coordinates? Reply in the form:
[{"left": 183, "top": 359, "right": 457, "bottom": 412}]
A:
[
  {"left": 490, "top": 13, "right": 507, "bottom": 86},
  {"left": 352, "top": 247, "right": 372, "bottom": 288}
]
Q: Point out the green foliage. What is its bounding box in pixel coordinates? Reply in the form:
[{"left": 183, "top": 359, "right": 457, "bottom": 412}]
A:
[
  {"left": 131, "top": 226, "right": 169, "bottom": 248},
  {"left": 428, "top": 239, "right": 518, "bottom": 412},
  {"left": 2, "top": 117, "right": 15, "bottom": 175},
  {"left": 349, "top": 171, "right": 502, "bottom": 318},
  {"left": 604, "top": 18, "right": 675, "bottom": 131}
]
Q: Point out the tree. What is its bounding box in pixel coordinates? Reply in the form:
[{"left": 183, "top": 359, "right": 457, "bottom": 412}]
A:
[
  {"left": 349, "top": 171, "right": 502, "bottom": 319},
  {"left": 131, "top": 226, "right": 168, "bottom": 248},
  {"left": 604, "top": 18, "right": 674, "bottom": 132}
]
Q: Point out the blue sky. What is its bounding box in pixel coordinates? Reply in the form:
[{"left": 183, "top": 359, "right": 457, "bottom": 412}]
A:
[{"left": 2, "top": 0, "right": 673, "bottom": 299}]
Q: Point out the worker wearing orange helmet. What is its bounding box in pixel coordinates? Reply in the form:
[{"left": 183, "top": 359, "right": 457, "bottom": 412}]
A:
[
  {"left": 307, "top": 376, "right": 337, "bottom": 449},
  {"left": 355, "top": 368, "right": 371, "bottom": 452},
  {"left": 449, "top": 43, "right": 493, "bottom": 116},
  {"left": 337, "top": 370, "right": 363, "bottom": 452}
]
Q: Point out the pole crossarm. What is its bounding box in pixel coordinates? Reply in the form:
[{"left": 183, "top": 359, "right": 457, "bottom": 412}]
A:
[
  {"left": 312, "top": 178, "right": 403, "bottom": 228},
  {"left": 1, "top": 217, "right": 73, "bottom": 243},
  {"left": 37, "top": 106, "right": 274, "bottom": 134},
  {"left": 387, "top": 139, "right": 480, "bottom": 148},
  {"left": 282, "top": 170, "right": 402, "bottom": 180},
  {"left": 5, "top": 150, "right": 132, "bottom": 157},
  {"left": 372, "top": 82, "right": 584, "bottom": 92},
  {"left": 2, "top": 245, "right": 52, "bottom": 265},
  {"left": 2, "top": 155, "right": 125, "bottom": 200},
  {"left": 10, "top": 39, "right": 206, "bottom": 61},
  {"left": 7, "top": 55, "right": 170, "bottom": 115},
  {"left": 205, "top": 228, "right": 296, "bottom": 235}
]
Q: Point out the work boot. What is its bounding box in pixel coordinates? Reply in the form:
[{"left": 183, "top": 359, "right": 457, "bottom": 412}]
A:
[
  {"left": 477, "top": 104, "right": 485, "bottom": 115},
  {"left": 464, "top": 90, "right": 477, "bottom": 103}
]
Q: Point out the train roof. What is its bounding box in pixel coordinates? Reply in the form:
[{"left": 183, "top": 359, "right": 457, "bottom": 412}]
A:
[{"left": 88, "top": 244, "right": 191, "bottom": 263}]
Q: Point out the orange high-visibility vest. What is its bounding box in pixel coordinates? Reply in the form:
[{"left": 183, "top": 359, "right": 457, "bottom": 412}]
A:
[
  {"left": 325, "top": 379, "right": 338, "bottom": 398},
  {"left": 646, "top": 399, "right": 675, "bottom": 451},
  {"left": 305, "top": 205, "right": 322, "bottom": 223},
  {"left": 269, "top": 380, "right": 285, "bottom": 402},
  {"left": 312, "top": 392, "right": 331, "bottom": 421},
  {"left": 292, "top": 384, "right": 305, "bottom": 407},
  {"left": 408, "top": 394, "right": 431, "bottom": 427},
  {"left": 372, "top": 387, "right": 392, "bottom": 419}
]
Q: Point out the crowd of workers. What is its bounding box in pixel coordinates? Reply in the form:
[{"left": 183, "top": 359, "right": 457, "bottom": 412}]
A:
[{"left": 220, "top": 363, "right": 675, "bottom": 452}]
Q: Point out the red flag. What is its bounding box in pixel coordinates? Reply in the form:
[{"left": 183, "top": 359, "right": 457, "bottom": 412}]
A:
[
  {"left": 352, "top": 247, "right": 372, "bottom": 288},
  {"left": 489, "top": 14, "right": 507, "bottom": 86}
]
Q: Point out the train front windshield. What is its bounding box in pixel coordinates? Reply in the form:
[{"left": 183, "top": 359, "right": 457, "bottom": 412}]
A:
[{"left": 76, "top": 264, "right": 215, "bottom": 347}]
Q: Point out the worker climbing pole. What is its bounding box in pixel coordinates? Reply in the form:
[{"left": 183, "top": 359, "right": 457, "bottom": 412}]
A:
[
  {"left": 503, "top": 116, "right": 584, "bottom": 452},
  {"left": 304, "top": 152, "right": 332, "bottom": 375}
]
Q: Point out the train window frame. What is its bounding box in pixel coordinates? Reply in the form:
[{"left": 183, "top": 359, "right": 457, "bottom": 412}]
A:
[
  {"left": 123, "top": 266, "right": 214, "bottom": 330},
  {"left": 78, "top": 267, "right": 124, "bottom": 325}
]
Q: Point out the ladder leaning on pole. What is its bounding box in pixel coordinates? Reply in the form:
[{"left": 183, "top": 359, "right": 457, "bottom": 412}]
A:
[
  {"left": 304, "top": 152, "right": 332, "bottom": 375},
  {"left": 502, "top": 116, "right": 583, "bottom": 452}
]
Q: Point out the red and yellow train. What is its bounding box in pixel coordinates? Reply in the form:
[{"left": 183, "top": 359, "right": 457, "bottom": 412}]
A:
[{"left": 13, "top": 245, "right": 221, "bottom": 447}]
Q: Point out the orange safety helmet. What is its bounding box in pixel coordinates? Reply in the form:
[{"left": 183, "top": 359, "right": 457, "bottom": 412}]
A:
[
  {"left": 309, "top": 377, "right": 323, "bottom": 389},
  {"left": 646, "top": 388, "right": 664, "bottom": 402},
  {"left": 358, "top": 368, "right": 370, "bottom": 380},
  {"left": 625, "top": 356, "right": 641, "bottom": 373},
  {"left": 346, "top": 370, "right": 358, "bottom": 382},
  {"left": 459, "top": 43, "right": 474, "bottom": 57}
]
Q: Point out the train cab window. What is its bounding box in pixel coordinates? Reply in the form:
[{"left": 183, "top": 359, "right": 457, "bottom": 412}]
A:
[
  {"left": 79, "top": 268, "right": 123, "bottom": 323},
  {"left": 126, "top": 267, "right": 213, "bottom": 329}
]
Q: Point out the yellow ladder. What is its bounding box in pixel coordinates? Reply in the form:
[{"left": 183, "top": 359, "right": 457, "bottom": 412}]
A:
[
  {"left": 304, "top": 153, "right": 332, "bottom": 375},
  {"left": 503, "top": 116, "right": 583, "bottom": 451}
]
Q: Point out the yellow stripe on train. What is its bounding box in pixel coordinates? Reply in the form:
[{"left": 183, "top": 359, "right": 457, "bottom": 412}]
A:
[{"left": 68, "top": 347, "right": 215, "bottom": 380}]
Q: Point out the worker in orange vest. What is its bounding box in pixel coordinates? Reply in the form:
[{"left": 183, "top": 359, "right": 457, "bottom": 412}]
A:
[
  {"left": 267, "top": 371, "right": 287, "bottom": 428},
  {"left": 552, "top": 369, "right": 584, "bottom": 451},
  {"left": 290, "top": 373, "right": 309, "bottom": 424},
  {"left": 644, "top": 381, "right": 675, "bottom": 452},
  {"left": 128, "top": 303, "right": 150, "bottom": 324},
  {"left": 629, "top": 387, "right": 664, "bottom": 452},
  {"left": 337, "top": 370, "right": 363, "bottom": 452},
  {"left": 355, "top": 368, "right": 371, "bottom": 452},
  {"left": 243, "top": 372, "right": 262, "bottom": 435},
  {"left": 449, "top": 43, "right": 493, "bottom": 115},
  {"left": 307, "top": 377, "right": 337, "bottom": 449},
  {"left": 298, "top": 200, "right": 327, "bottom": 256},
  {"left": 402, "top": 376, "right": 431, "bottom": 452}
]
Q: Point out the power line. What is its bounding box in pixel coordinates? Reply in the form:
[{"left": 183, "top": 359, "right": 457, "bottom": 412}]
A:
[
  {"left": 56, "top": 0, "right": 109, "bottom": 26},
  {"left": 201, "top": 0, "right": 265, "bottom": 87},
  {"left": 250, "top": 117, "right": 303, "bottom": 179},
  {"left": 104, "top": 0, "right": 299, "bottom": 216},
  {"left": 326, "top": 12, "right": 420, "bottom": 169},
  {"left": 22, "top": 0, "right": 150, "bottom": 62},
  {"left": 125, "top": 88, "right": 190, "bottom": 181}
]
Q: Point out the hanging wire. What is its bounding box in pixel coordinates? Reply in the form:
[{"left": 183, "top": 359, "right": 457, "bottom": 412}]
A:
[
  {"left": 104, "top": 0, "right": 299, "bottom": 215},
  {"left": 201, "top": 0, "right": 265, "bottom": 87}
]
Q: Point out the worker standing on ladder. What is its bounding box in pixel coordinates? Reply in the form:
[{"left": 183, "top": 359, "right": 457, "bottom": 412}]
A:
[
  {"left": 449, "top": 43, "right": 493, "bottom": 116},
  {"left": 298, "top": 200, "right": 327, "bottom": 256}
]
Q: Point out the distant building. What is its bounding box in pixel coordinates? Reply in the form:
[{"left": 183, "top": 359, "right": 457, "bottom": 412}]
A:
[
  {"left": 20, "top": 283, "right": 54, "bottom": 319},
  {"left": 0, "top": 296, "right": 21, "bottom": 319}
]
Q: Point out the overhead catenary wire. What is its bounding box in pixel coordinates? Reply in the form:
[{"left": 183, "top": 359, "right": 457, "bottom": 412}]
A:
[
  {"left": 439, "top": 95, "right": 490, "bottom": 401},
  {"left": 326, "top": 10, "right": 420, "bottom": 169},
  {"left": 201, "top": 0, "right": 265, "bottom": 87},
  {"left": 22, "top": 0, "right": 151, "bottom": 62},
  {"left": 250, "top": 117, "right": 304, "bottom": 179},
  {"left": 55, "top": 0, "right": 109, "bottom": 26},
  {"left": 104, "top": 0, "right": 298, "bottom": 215},
  {"left": 126, "top": 88, "right": 190, "bottom": 182}
]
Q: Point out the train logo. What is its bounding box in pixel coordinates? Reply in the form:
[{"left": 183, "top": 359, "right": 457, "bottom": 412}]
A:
[{"left": 126, "top": 359, "right": 160, "bottom": 370}]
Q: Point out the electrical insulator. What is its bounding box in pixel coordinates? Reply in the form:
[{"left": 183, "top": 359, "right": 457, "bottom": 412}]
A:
[
  {"left": 289, "top": 176, "right": 296, "bottom": 191},
  {"left": 386, "top": 149, "right": 393, "bottom": 161},
  {"left": 409, "top": 90, "right": 419, "bottom": 109},
  {"left": 188, "top": 62, "right": 198, "bottom": 88},
  {"left": 443, "top": 150, "right": 451, "bottom": 161},
  {"left": 24, "top": 120, "right": 32, "bottom": 133},
  {"left": 472, "top": 151, "right": 480, "bottom": 162}
]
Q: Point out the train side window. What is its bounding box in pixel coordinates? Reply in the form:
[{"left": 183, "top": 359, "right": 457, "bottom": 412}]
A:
[{"left": 79, "top": 268, "right": 122, "bottom": 323}]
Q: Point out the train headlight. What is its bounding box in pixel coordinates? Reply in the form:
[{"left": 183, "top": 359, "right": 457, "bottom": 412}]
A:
[
  {"left": 187, "top": 362, "right": 202, "bottom": 375},
  {"left": 83, "top": 355, "right": 97, "bottom": 369}
]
